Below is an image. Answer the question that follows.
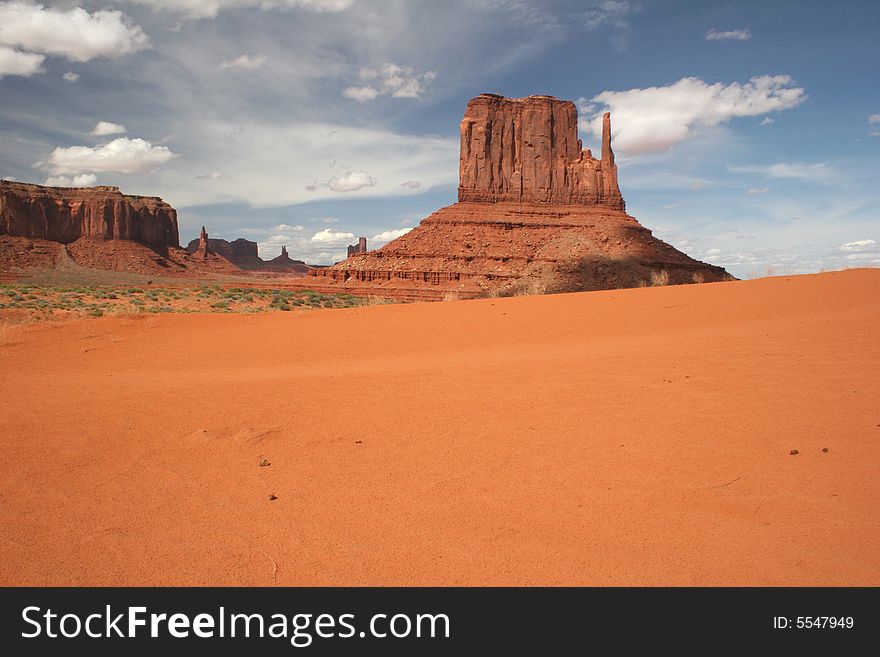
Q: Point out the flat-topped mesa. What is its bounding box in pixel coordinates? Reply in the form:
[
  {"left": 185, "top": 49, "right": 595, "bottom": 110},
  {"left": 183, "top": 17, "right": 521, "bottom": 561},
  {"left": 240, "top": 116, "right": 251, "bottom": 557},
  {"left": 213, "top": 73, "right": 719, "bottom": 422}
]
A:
[
  {"left": 458, "top": 94, "right": 624, "bottom": 209},
  {"left": 0, "top": 180, "right": 178, "bottom": 248}
]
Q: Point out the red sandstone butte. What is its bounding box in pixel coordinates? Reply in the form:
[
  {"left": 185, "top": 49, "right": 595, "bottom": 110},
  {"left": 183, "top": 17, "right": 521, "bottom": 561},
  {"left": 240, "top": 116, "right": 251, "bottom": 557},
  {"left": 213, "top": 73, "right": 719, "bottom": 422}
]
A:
[
  {"left": 310, "top": 94, "right": 732, "bottom": 300},
  {"left": 0, "top": 180, "right": 178, "bottom": 248},
  {"left": 459, "top": 94, "right": 623, "bottom": 207}
]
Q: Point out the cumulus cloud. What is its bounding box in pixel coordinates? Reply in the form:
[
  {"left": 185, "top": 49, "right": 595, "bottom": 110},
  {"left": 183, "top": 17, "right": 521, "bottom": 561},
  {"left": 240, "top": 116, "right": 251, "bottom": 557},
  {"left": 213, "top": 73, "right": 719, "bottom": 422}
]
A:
[
  {"left": 0, "top": 2, "right": 150, "bottom": 62},
  {"left": 342, "top": 86, "right": 380, "bottom": 102},
  {"left": 220, "top": 54, "right": 265, "bottom": 70},
  {"left": 760, "top": 117, "right": 774, "bottom": 126},
  {"left": 91, "top": 121, "right": 127, "bottom": 136},
  {"left": 125, "top": 0, "right": 355, "bottom": 20},
  {"left": 310, "top": 227, "right": 355, "bottom": 243},
  {"left": 869, "top": 114, "right": 880, "bottom": 124},
  {"left": 729, "top": 162, "right": 833, "bottom": 182},
  {"left": 195, "top": 171, "right": 222, "bottom": 179},
  {"left": 62, "top": 70, "right": 79, "bottom": 82},
  {"left": 256, "top": 224, "right": 359, "bottom": 263},
  {"left": 44, "top": 173, "right": 98, "bottom": 187},
  {"left": 582, "top": 75, "right": 806, "bottom": 155},
  {"left": 41, "top": 138, "right": 178, "bottom": 176},
  {"left": 0, "top": 45, "right": 44, "bottom": 77},
  {"left": 372, "top": 227, "right": 412, "bottom": 243},
  {"left": 343, "top": 63, "right": 436, "bottom": 102},
  {"left": 746, "top": 187, "right": 770, "bottom": 195},
  {"left": 400, "top": 180, "right": 421, "bottom": 189},
  {"left": 306, "top": 169, "right": 376, "bottom": 193},
  {"left": 839, "top": 239, "right": 876, "bottom": 252},
  {"left": 705, "top": 28, "right": 751, "bottom": 41}
]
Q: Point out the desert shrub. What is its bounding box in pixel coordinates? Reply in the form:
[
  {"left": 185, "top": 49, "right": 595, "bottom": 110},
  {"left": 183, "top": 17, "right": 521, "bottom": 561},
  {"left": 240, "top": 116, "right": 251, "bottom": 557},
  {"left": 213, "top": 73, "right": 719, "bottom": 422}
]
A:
[{"left": 650, "top": 270, "right": 669, "bottom": 287}]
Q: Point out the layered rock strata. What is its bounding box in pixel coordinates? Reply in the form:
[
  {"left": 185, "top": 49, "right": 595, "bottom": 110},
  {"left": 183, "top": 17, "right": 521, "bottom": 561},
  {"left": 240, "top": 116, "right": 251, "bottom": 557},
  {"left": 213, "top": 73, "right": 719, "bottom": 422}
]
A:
[{"left": 0, "top": 181, "right": 178, "bottom": 248}]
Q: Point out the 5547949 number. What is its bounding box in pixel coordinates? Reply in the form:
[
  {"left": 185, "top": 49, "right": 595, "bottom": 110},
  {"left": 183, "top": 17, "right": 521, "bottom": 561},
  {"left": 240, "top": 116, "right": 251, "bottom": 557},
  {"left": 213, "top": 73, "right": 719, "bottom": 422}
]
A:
[{"left": 773, "top": 616, "right": 854, "bottom": 629}]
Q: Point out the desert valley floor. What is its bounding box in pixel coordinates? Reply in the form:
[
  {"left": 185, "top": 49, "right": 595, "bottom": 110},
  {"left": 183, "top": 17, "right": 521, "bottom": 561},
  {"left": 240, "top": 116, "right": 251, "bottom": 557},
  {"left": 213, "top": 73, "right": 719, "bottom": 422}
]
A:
[{"left": 1, "top": 269, "right": 878, "bottom": 586}]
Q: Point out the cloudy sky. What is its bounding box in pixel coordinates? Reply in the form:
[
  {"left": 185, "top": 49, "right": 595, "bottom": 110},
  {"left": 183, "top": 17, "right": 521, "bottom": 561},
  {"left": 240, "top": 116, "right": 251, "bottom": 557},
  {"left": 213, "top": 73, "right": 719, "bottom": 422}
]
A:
[{"left": 1, "top": 0, "right": 878, "bottom": 272}]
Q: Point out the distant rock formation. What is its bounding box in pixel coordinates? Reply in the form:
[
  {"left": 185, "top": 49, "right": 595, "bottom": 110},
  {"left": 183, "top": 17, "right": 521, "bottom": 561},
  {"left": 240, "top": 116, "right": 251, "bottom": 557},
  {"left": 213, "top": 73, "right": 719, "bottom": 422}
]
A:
[
  {"left": 347, "top": 237, "right": 367, "bottom": 258},
  {"left": 185, "top": 235, "right": 310, "bottom": 273},
  {"left": 0, "top": 180, "right": 178, "bottom": 248},
  {"left": 264, "top": 244, "right": 310, "bottom": 273},
  {"left": 310, "top": 94, "right": 732, "bottom": 299},
  {"left": 194, "top": 225, "right": 210, "bottom": 259}
]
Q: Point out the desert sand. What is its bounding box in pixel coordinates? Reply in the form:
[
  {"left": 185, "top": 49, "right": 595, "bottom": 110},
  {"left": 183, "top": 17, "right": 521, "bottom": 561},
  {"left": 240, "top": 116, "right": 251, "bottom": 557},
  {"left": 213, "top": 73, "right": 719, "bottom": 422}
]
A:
[{"left": 1, "top": 269, "right": 878, "bottom": 586}]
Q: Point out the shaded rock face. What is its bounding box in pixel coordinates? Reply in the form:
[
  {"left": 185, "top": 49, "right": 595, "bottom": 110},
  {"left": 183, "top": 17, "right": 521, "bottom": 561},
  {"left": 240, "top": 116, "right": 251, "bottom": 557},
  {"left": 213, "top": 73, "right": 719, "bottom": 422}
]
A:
[
  {"left": 0, "top": 181, "right": 178, "bottom": 248},
  {"left": 185, "top": 236, "right": 259, "bottom": 263},
  {"left": 185, "top": 236, "right": 310, "bottom": 273},
  {"left": 347, "top": 237, "right": 367, "bottom": 258},
  {"left": 458, "top": 94, "right": 623, "bottom": 208},
  {"left": 310, "top": 94, "right": 733, "bottom": 300}
]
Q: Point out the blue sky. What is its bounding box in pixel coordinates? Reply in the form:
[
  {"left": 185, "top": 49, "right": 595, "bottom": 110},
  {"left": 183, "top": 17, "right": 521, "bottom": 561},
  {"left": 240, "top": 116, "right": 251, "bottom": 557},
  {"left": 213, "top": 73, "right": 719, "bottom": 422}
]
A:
[{"left": 1, "top": 0, "right": 878, "bottom": 274}]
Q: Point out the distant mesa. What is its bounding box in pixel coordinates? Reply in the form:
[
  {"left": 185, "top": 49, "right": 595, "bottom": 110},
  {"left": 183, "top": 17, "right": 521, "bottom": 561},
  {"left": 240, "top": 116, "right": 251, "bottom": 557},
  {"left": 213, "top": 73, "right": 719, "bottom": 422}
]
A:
[
  {"left": 185, "top": 229, "right": 309, "bottom": 274},
  {"left": 0, "top": 181, "right": 311, "bottom": 277},
  {"left": 0, "top": 180, "right": 178, "bottom": 248},
  {"left": 310, "top": 94, "right": 732, "bottom": 299}
]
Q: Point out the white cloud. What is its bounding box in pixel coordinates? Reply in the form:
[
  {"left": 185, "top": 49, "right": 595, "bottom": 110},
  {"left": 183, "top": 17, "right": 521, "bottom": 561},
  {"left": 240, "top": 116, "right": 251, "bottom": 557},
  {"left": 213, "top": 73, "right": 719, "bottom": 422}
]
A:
[
  {"left": 746, "top": 187, "right": 770, "bottom": 195},
  {"left": 400, "top": 180, "right": 421, "bottom": 189},
  {"left": 256, "top": 224, "right": 359, "bottom": 263},
  {"left": 730, "top": 162, "right": 833, "bottom": 182},
  {"left": 307, "top": 169, "right": 376, "bottom": 193},
  {"left": 583, "top": 75, "right": 806, "bottom": 155},
  {"left": 44, "top": 173, "right": 98, "bottom": 187},
  {"left": 220, "top": 54, "right": 265, "bottom": 70},
  {"left": 870, "top": 130, "right": 880, "bottom": 138},
  {"left": 195, "top": 171, "right": 222, "bottom": 179},
  {"left": 0, "top": 2, "right": 150, "bottom": 62},
  {"left": 372, "top": 227, "right": 413, "bottom": 243},
  {"left": 62, "top": 70, "right": 79, "bottom": 82},
  {"left": 868, "top": 114, "right": 880, "bottom": 124},
  {"left": 91, "top": 121, "right": 127, "bottom": 136},
  {"left": 41, "top": 138, "right": 178, "bottom": 176},
  {"left": 126, "top": 0, "right": 355, "bottom": 20},
  {"left": 760, "top": 117, "right": 774, "bottom": 126},
  {"left": 147, "top": 120, "right": 457, "bottom": 207},
  {"left": 344, "top": 63, "right": 436, "bottom": 101},
  {"left": 342, "top": 86, "right": 380, "bottom": 102},
  {"left": 0, "top": 44, "right": 44, "bottom": 77},
  {"left": 705, "top": 28, "right": 751, "bottom": 41},
  {"left": 311, "top": 227, "right": 355, "bottom": 243},
  {"left": 839, "top": 239, "right": 876, "bottom": 252}
]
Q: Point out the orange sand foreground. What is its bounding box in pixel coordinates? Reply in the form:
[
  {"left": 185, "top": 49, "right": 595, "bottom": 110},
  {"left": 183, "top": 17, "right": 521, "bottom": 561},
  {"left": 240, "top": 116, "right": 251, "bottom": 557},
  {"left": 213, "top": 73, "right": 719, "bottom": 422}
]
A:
[{"left": 1, "top": 269, "right": 878, "bottom": 586}]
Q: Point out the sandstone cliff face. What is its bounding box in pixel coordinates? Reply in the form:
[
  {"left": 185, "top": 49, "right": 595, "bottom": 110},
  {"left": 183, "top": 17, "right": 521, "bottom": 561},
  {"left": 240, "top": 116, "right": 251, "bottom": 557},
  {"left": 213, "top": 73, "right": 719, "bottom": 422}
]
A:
[
  {"left": 458, "top": 94, "right": 623, "bottom": 209},
  {"left": 310, "top": 93, "right": 733, "bottom": 300},
  {"left": 0, "top": 181, "right": 178, "bottom": 248}
]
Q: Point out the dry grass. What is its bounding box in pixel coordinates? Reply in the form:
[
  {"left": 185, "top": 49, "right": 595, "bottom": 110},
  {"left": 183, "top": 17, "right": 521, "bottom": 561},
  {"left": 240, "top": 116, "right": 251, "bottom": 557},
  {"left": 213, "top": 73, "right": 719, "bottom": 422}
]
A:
[
  {"left": 691, "top": 271, "right": 705, "bottom": 284},
  {"left": 362, "top": 295, "right": 394, "bottom": 306},
  {"left": 0, "top": 321, "right": 11, "bottom": 346},
  {"left": 441, "top": 290, "right": 461, "bottom": 302},
  {"left": 650, "top": 270, "right": 669, "bottom": 287}
]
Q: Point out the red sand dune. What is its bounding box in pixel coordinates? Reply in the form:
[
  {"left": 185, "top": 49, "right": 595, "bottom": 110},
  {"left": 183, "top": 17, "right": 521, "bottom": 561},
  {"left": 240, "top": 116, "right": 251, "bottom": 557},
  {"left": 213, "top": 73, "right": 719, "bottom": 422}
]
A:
[{"left": 1, "top": 269, "right": 878, "bottom": 586}]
